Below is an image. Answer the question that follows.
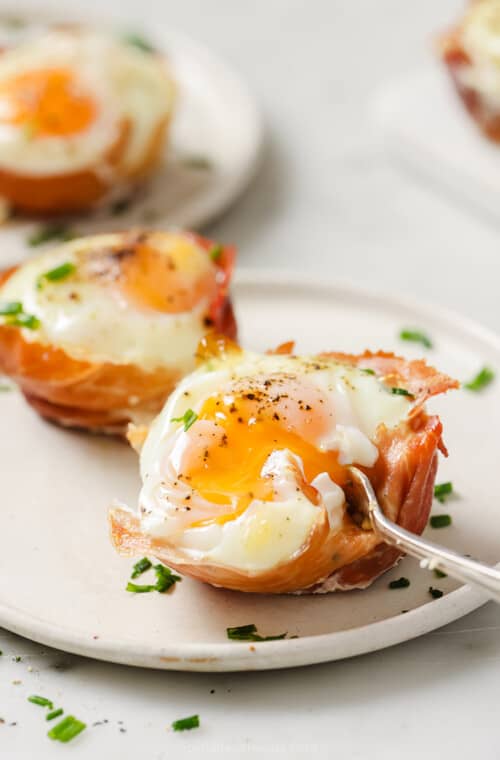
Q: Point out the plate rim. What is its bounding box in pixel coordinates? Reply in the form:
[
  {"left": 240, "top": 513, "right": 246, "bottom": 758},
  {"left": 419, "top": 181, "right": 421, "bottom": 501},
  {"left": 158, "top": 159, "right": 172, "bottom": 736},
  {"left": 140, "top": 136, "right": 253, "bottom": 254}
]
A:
[{"left": 0, "top": 269, "right": 496, "bottom": 672}]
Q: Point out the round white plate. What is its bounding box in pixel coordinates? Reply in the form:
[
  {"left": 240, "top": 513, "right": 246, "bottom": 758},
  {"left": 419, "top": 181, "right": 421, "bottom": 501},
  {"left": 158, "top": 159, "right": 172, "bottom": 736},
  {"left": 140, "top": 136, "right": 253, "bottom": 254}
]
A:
[
  {"left": 0, "top": 9, "right": 263, "bottom": 267},
  {"left": 0, "top": 272, "right": 497, "bottom": 671}
]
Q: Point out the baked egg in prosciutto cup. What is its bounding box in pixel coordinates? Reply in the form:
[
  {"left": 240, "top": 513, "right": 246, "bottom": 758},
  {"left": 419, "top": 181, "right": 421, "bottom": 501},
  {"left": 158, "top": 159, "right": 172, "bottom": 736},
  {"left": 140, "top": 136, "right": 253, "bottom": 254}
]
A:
[
  {"left": 110, "top": 336, "right": 458, "bottom": 594},
  {"left": 0, "top": 27, "right": 174, "bottom": 214},
  {"left": 0, "top": 230, "right": 236, "bottom": 434},
  {"left": 440, "top": 0, "right": 500, "bottom": 142}
]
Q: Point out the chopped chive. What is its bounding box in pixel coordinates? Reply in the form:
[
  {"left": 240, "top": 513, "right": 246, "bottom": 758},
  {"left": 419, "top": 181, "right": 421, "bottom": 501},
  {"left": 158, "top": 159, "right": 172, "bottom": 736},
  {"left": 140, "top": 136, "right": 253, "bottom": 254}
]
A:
[
  {"left": 130, "top": 557, "right": 152, "bottom": 579},
  {"left": 361, "top": 368, "right": 375, "bottom": 375},
  {"left": 6, "top": 313, "right": 40, "bottom": 329},
  {"left": 48, "top": 715, "right": 86, "bottom": 743},
  {"left": 429, "top": 587, "right": 444, "bottom": 599},
  {"left": 37, "top": 261, "right": 75, "bottom": 289},
  {"left": 389, "top": 577, "right": 410, "bottom": 589},
  {"left": 391, "top": 387, "right": 414, "bottom": 398},
  {"left": 172, "top": 715, "right": 200, "bottom": 732},
  {"left": 154, "top": 564, "right": 181, "bottom": 593},
  {"left": 399, "top": 329, "right": 433, "bottom": 349},
  {"left": 171, "top": 408, "right": 198, "bottom": 431},
  {"left": 14, "top": 656, "right": 21, "bottom": 662},
  {"left": 122, "top": 32, "right": 155, "bottom": 53},
  {"left": 208, "top": 244, "right": 223, "bottom": 262},
  {"left": 226, "top": 623, "right": 287, "bottom": 641},
  {"left": 430, "top": 514, "right": 452, "bottom": 529},
  {"left": 0, "top": 384, "right": 12, "bottom": 392},
  {"left": 126, "top": 582, "right": 157, "bottom": 593},
  {"left": 28, "top": 695, "right": 53, "bottom": 709},
  {"left": 46, "top": 708, "right": 64, "bottom": 722},
  {"left": 28, "top": 225, "right": 75, "bottom": 247},
  {"left": 181, "top": 155, "right": 213, "bottom": 170},
  {"left": 434, "top": 481, "right": 453, "bottom": 503},
  {"left": 0, "top": 301, "right": 22, "bottom": 315},
  {"left": 464, "top": 366, "right": 495, "bottom": 392},
  {"left": 434, "top": 568, "right": 447, "bottom": 578}
]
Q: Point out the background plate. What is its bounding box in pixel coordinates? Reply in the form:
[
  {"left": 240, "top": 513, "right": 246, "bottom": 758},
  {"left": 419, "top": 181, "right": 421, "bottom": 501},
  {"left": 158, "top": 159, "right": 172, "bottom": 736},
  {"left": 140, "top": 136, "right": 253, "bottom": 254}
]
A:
[
  {"left": 0, "top": 271, "right": 497, "bottom": 671},
  {"left": 0, "top": 8, "right": 263, "bottom": 266},
  {"left": 373, "top": 64, "right": 500, "bottom": 223}
]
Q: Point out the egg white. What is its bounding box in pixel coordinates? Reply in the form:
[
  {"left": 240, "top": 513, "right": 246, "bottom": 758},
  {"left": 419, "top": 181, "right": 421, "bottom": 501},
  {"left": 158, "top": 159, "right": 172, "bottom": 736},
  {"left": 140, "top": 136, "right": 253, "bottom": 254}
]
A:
[
  {"left": 460, "top": 1, "right": 500, "bottom": 106},
  {"left": 0, "top": 233, "right": 216, "bottom": 373},
  {"left": 138, "top": 350, "right": 412, "bottom": 573}
]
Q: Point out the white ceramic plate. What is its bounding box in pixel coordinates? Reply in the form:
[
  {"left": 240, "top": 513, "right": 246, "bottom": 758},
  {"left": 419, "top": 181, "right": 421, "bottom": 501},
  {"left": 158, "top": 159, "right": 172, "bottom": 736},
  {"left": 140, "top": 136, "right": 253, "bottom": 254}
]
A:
[
  {"left": 0, "top": 9, "right": 263, "bottom": 267},
  {"left": 0, "top": 271, "right": 497, "bottom": 671},
  {"left": 373, "top": 63, "right": 500, "bottom": 221}
]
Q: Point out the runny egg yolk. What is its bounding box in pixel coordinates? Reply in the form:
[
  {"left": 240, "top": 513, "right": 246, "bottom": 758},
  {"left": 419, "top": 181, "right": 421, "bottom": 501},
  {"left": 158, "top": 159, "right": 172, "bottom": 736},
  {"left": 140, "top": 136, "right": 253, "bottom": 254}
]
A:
[
  {"left": 181, "top": 393, "right": 348, "bottom": 528},
  {"left": 0, "top": 68, "right": 97, "bottom": 137},
  {"left": 118, "top": 236, "right": 218, "bottom": 314}
]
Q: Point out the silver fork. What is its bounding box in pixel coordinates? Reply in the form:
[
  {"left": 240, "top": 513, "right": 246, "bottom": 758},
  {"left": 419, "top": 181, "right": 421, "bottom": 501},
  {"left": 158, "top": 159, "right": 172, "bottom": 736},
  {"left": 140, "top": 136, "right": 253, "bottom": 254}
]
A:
[{"left": 348, "top": 466, "right": 500, "bottom": 603}]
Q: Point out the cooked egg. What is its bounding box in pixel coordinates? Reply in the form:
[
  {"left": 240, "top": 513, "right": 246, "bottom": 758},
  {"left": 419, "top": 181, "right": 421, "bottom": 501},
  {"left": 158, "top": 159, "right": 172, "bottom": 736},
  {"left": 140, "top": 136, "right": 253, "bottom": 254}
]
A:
[
  {"left": 137, "top": 345, "right": 412, "bottom": 573},
  {"left": 0, "top": 28, "right": 174, "bottom": 210},
  {"left": 460, "top": 0, "right": 500, "bottom": 104},
  {"left": 0, "top": 231, "right": 228, "bottom": 373}
]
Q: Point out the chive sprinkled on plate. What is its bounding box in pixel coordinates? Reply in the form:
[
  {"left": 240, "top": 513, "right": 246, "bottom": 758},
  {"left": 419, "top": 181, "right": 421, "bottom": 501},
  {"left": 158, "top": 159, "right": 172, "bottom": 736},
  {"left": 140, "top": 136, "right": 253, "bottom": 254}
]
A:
[
  {"left": 172, "top": 715, "right": 200, "bottom": 732},
  {"left": 181, "top": 154, "right": 213, "bottom": 170},
  {"left": 48, "top": 715, "right": 86, "bottom": 743},
  {"left": 28, "top": 224, "right": 75, "bottom": 247},
  {"left": 434, "top": 482, "right": 453, "bottom": 503},
  {"left": 28, "top": 695, "right": 53, "bottom": 709},
  {"left": 391, "top": 387, "right": 414, "bottom": 398},
  {"left": 430, "top": 514, "right": 452, "bottom": 529},
  {"left": 126, "top": 563, "right": 181, "bottom": 594},
  {"left": 171, "top": 408, "right": 198, "bottom": 431},
  {"left": 37, "top": 261, "right": 75, "bottom": 289},
  {"left": 126, "top": 582, "right": 157, "bottom": 593},
  {"left": 131, "top": 557, "right": 152, "bottom": 578},
  {"left": 209, "top": 244, "right": 223, "bottom": 262},
  {"left": 429, "top": 587, "right": 444, "bottom": 599},
  {"left": 399, "top": 329, "right": 433, "bottom": 349},
  {"left": 434, "top": 569, "right": 447, "bottom": 578},
  {"left": 122, "top": 32, "right": 155, "bottom": 53},
  {"left": 46, "top": 708, "right": 64, "bottom": 722},
  {"left": 0, "top": 301, "right": 22, "bottom": 315},
  {"left": 361, "top": 368, "right": 375, "bottom": 375},
  {"left": 464, "top": 366, "right": 495, "bottom": 392},
  {"left": 226, "top": 623, "right": 287, "bottom": 641},
  {"left": 388, "top": 577, "right": 410, "bottom": 589}
]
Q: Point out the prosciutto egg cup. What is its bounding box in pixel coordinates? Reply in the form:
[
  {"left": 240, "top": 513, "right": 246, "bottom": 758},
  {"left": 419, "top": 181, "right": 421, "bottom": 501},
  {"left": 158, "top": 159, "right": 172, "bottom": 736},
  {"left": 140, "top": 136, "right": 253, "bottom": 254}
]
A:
[
  {"left": 0, "top": 27, "right": 175, "bottom": 214},
  {"left": 0, "top": 230, "right": 236, "bottom": 435},
  {"left": 440, "top": 0, "right": 500, "bottom": 142},
  {"left": 110, "top": 337, "right": 458, "bottom": 594}
]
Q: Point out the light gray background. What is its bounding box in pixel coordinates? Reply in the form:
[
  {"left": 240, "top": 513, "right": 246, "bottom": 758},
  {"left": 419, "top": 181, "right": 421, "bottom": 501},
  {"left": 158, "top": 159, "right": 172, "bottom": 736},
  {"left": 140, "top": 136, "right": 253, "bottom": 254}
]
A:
[{"left": 2, "top": 0, "right": 499, "bottom": 757}]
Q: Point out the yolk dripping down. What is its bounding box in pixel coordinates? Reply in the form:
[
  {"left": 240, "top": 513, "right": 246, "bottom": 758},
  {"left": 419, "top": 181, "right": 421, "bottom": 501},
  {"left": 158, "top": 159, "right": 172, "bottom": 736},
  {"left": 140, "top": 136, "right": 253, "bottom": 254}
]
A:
[
  {"left": 0, "top": 68, "right": 97, "bottom": 137},
  {"left": 181, "top": 393, "right": 349, "bottom": 528},
  {"left": 118, "top": 236, "right": 218, "bottom": 315}
]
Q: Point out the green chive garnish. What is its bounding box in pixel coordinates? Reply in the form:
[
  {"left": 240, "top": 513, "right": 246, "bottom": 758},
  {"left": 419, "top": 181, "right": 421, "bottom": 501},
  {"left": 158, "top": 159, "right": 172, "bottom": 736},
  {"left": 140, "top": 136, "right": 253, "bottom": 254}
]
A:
[
  {"left": 388, "top": 577, "right": 410, "bottom": 589},
  {"left": 434, "top": 568, "right": 447, "bottom": 578},
  {"left": 48, "top": 715, "right": 86, "bottom": 743},
  {"left": 37, "top": 261, "right": 75, "bottom": 289},
  {"left": 464, "top": 366, "right": 495, "bottom": 392},
  {"left": 226, "top": 624, "right": 287, "bottom": 642},
  {"left": 181, "top": 155, "right": 213, "bottom": 170},
  {"left": 429, "top": 587, "right": 444, "bottom": 599},
  {"left": 391, "top": 387, "right": 414, "bottom": 398},
  {"left": 126, "top": 582, "right": 157, "bottom": 593},
  {"left": 7, "top": 313, "right": 40, "bottom": 329},
  {"left": 131, "top": 557, "right": 152, "bottom": 578},
  {"left": 208, "top": 244, "right": 223, "bottom": 262},
  {"left": 126, "top": 563, "right": 181, "bottom": 594},
  {"left": 434, "top": 482, "right": 453, "bottom": 503},
  {"left": 399, "top": 329, "right": 433, "bottom": 349},
  {"left": 46, "top": 708, "right": 64, "bottom": 722},
  {"left": 0, "top": 301, "right": 22, "bottom": 315},
  {"left": 122, "top": 33, "right": 155, "bottom": 53},
  {"left": 430, "top": 514, "right": 452, "bottom": 529},
  {"left": 171, "top": 408, "right": 198, "bottom": 431},
  {"left": 361, "top": 368, "right": 375, "bottom": 375},
  {"left": 28, "top": 695, "right": 53, "bottom": 709},
  {"left": 172, "top": 715, "right": 200, "bottom": 732},
  {"left": 28, "top": 225, "right": 75, "bottom": 247}
]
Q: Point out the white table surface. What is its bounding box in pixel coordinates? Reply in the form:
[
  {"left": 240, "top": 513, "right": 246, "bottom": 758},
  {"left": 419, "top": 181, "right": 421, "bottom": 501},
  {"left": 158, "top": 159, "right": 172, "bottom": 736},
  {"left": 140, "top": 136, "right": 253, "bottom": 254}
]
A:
[{"left": 3, "top": 0, "right": 500, "bottom": 757}]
